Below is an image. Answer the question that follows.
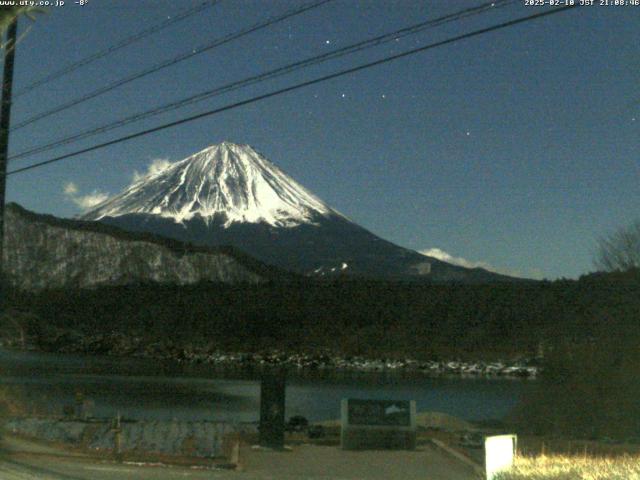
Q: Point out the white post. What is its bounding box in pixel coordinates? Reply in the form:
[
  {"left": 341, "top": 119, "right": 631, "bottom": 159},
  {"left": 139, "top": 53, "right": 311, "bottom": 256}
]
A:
[{"left": 485, "top": 434, "right": 517, "bottom": 480}]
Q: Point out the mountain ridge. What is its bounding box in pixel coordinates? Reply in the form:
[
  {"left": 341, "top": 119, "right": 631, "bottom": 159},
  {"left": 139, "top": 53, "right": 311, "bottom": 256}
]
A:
[
  {"left": 5, "top": 202, "right": 296, "bottom": 286},
  {"left": 83, "top": 142, "right": 522, "bottom": 282}
]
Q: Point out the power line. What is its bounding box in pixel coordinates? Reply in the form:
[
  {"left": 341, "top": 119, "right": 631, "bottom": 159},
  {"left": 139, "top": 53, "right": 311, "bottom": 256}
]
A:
[
  {"left": 11, "top": 0, "right": 333, "bottom": 131},
  {"left": 9, "top": 0, "right": 515, "bottom": 163},
  {"left": 13, "top": 1, "right": 220, "bottom": 99},
  {"left": 7, "top": 5, "right": 578, "bottom": 178}
]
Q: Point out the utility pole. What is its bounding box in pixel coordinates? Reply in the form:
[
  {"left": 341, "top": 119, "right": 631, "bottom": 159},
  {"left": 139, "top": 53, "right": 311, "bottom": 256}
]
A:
[
  {"left": 259, "top": 368, "right": 286, "bottom": 449},
  {"left": 0, "top": 16, "right": 18, "bottom": 299}
]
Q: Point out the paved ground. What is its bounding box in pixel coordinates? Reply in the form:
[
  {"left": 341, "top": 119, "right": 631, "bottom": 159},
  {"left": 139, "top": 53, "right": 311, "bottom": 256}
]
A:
[
  {"left": 0, "top": 457, "right": 244, "bottom": 480},
  {"left": 0, "top": 434, "right": 479, "bottom": 480},
  {"left": 238, "top": 443, "right": 480, "bottom": 480}
]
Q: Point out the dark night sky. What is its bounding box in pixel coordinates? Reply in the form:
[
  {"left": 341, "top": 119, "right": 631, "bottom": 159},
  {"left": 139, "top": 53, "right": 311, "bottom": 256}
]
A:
[{"left": 5, "top": 0, "right": 639, "bottom": 279}]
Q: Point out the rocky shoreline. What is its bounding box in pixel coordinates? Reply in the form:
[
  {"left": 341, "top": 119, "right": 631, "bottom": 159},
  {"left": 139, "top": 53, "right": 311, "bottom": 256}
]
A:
[
  {"left": 2, "top": 331, "right": 540, "bottom": 378},
  {"left": 169, "top": 350, "right": 540, "bottom": 378}
]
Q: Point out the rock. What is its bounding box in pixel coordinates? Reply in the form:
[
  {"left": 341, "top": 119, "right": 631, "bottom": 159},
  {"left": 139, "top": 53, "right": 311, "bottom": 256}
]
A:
[
  {"left": 286, "top": 415, "right": 309, "bottom": 432},
  {"left": 307, "top": 425, "right": 325, "bottom": 439},
  {"left": 459, "top": 432, "right": 484, "bottom": 449},
  {"left": 416, "top": 412, "right": 476, "bottom": 433}
]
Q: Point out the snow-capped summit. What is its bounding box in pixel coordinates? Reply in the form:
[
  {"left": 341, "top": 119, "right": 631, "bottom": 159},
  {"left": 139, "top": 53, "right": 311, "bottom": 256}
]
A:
[{"left": 83, "top": 142, "right": 335, "bottom": 227}]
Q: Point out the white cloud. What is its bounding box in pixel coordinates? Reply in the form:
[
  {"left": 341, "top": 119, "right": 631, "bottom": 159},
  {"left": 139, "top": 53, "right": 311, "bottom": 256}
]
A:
[
  {"left": 71, "top": 191, "right": 109, "bottom": 210},
  {"left": 63, "top": 182, "right": 78, "bottom": 195},
  {"left": 62, "top": 157, "right": 173, "bottom": 213},
  {"left": 419, "top": 247, "right": 531, "bottom": 278},
  {"left": 63, "top": 182, "right": 109, "bottom": 211},
  {"left": 132, "top": 158, "right": 172, "bottom": 183},
  {"left": 420, "top": 248, "right": 494, "bottom": 270}
]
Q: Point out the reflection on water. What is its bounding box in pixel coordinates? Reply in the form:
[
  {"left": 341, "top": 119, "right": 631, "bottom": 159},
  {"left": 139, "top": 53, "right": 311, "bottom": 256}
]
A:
[{"left": 0, "top": 348, "right": 536, "bottom": 422}]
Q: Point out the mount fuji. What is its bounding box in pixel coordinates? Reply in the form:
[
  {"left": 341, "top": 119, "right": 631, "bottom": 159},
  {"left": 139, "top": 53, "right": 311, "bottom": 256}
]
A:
[{"left": 83, "top": 142, "right": 513, "bottom": 282}]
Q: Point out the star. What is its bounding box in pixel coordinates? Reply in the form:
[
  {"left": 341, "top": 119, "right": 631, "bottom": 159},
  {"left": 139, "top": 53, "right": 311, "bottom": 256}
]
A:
[
  {"left": 381, "top": 94, "right": 386, "bottom": 99},
  {"left": 466, "top": 131, "right": 471, "bottom": 136},
  {"left": 325, "top": 40, "right": 331, "bottom": 45},
  {"left": 341, "top": 93, "right": 346, "bottom": 98}
]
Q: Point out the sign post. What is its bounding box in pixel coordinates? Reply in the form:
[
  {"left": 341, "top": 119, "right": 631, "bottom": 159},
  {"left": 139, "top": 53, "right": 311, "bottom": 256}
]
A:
[{"left": 341, "top": 398, "right": 416, "bottom": 450}]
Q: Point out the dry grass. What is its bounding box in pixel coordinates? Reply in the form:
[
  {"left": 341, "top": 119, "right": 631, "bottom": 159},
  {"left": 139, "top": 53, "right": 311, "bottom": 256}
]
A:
[{"left": 495, "top": 454, "right": 640, "bottom": 480}]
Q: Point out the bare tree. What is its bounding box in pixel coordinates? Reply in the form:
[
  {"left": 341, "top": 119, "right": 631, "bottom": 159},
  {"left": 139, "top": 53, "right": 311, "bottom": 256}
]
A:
[{"left": 594, "top": 220, "right": 640, "bottom": 272}]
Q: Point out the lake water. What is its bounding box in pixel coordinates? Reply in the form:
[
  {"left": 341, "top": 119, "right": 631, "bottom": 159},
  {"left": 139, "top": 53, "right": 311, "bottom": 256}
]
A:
[{"left": 0, "top": 348, "right": 537, "bottom": 423}]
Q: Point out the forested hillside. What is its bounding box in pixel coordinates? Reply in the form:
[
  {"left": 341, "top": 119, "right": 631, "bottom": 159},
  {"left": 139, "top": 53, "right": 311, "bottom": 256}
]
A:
[{"left": 2, "top": 270, "right": 638, "bottom": 361}]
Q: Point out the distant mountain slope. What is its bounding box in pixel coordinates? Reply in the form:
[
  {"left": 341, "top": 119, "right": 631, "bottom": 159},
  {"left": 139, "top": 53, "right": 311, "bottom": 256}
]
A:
[
  {"left": 83, "top": 142, "right": 519, "bottom": 283},
  {"left": 4, "top": 203, "right": 289, "bottom": 290}
]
